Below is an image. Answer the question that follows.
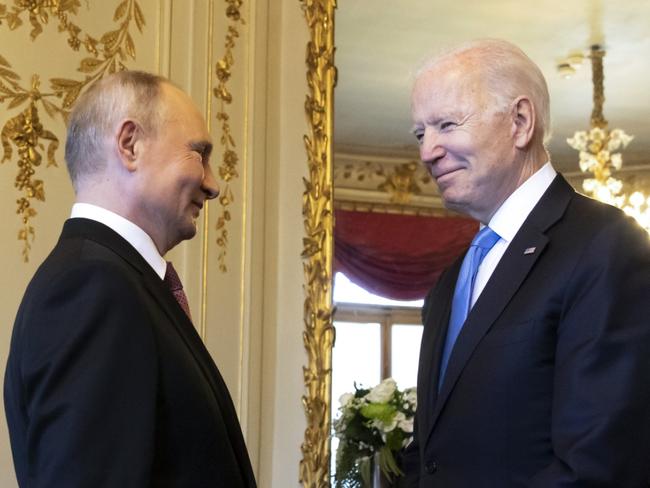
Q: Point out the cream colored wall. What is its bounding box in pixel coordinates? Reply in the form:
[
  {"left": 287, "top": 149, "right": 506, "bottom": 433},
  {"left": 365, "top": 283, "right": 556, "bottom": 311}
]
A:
[
  {"left": 0, "top": 1, "right": 311, "bottom": 486},
  {"left": 257, "top": 0, "right": 310, "bottom": 485}
]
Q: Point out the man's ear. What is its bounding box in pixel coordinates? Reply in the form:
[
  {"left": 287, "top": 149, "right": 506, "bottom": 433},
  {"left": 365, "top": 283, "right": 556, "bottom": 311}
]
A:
[
  {"left": 510, "top": 96, "right": 536, "bottom": 149},
  {"left": 116, "top": 119, "right": 142, "bottom": 171}
]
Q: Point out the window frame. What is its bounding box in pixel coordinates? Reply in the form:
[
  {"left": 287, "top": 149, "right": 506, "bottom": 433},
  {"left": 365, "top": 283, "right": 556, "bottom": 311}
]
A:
[{"left": 334, "top": 303, "right": 422, "bottom": 380}]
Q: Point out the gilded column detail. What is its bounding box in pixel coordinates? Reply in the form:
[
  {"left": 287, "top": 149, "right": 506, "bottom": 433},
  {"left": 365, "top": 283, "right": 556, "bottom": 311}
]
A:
[{"left": 299, "top": 1, "right": 336, "bottom": 486}]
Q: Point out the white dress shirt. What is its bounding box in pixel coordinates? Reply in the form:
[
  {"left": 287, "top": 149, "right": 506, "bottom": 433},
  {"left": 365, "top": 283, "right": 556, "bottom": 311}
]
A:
[
  {"left": 471, "top": 162, "right": 557, "bottom": 307},
  {"left": 70, "top": 203, "right": 167, "bottom": 279}
]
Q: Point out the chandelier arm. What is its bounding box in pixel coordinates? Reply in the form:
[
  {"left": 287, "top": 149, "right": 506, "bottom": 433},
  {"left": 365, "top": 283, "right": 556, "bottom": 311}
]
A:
[{"left": 590, "top": 44, "right": 608, "bottom": 129}]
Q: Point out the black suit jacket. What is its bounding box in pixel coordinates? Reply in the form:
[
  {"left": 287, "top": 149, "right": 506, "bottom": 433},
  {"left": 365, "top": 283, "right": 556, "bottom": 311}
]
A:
[
  {"left": 4, "top": 218, "right": 256, "bottom": 487},
  {"left": 401, "top": 175, "right": 650, "bottom": 487}
]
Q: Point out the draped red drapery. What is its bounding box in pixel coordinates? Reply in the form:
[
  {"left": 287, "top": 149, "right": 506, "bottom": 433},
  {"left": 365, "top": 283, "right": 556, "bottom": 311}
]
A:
[{"left": 334, "top": 209, "right": 478, "bottom": 301}]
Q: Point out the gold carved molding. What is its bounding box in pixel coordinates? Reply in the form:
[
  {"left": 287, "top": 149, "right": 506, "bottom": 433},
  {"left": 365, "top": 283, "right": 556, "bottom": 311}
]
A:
[
  {"left": 334, "top": 200, "right": 456, "bottom": 218},
  {"left": 0, "top": 0, "right": 144, "bottom": 261},
  {"left": 335, "top": 157, "right": 435, "bottom": 205},
  {"left": 213, "top": 0, "right": 245, "bottom": 273},
  {"left": 299, "top": 0, "right": 336, "bottom": 486}
]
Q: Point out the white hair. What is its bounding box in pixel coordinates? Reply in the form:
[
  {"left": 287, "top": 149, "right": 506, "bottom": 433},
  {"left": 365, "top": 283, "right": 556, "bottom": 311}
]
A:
[
  {"left": 64, "top": 71, "right": 168, "bottom": 190},
  {"left": 416, "top": 38, "right": 552, "bottom": 145}
]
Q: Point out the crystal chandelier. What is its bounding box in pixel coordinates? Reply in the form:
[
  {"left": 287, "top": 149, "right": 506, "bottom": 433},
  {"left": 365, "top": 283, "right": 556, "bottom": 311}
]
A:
[{"left": 566, "top": 45, "right": 650, "bottom": 232}]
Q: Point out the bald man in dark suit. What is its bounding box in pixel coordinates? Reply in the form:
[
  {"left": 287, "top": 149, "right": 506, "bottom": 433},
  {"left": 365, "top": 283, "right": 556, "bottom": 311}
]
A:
[{"left": 4, "top": 71, "right": 256, "bottom": 487}]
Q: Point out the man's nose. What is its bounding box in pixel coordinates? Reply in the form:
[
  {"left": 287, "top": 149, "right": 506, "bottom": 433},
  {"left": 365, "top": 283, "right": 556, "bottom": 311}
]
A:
[
  {"left": 420, "top": 128, "right": 445, "bottom": 163},
  {"left": 202, "top": 165, "right": 220, "bottom": 200}
]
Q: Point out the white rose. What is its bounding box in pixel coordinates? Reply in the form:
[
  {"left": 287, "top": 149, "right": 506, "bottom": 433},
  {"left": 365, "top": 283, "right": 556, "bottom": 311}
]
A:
[
  {"left": 338, "top": 392, "right": 354, "bottom": 408},
  {"left": 398, "top": 416, "right": 414, "bottom": 433},
  {"left": 404, "top": 387, "right": 417, "bottom": 408},
  {"left": 367, "top": 378, "right": 397, "bottom": 403}
]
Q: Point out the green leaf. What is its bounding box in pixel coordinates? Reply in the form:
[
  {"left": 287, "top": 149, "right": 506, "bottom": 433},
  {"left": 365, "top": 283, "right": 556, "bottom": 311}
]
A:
[
  {"left": 378, "top": 445, "right": 404, "bottom": 481},
  {"left": 385, "top": 429, "right": 404, "bottom": 451},
  {"left": 360, "top": 403, "right": 396, "bottom": 423}
]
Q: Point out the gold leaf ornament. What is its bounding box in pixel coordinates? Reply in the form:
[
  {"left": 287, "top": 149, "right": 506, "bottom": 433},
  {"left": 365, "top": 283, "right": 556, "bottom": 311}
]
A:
[
  {"left": 299, "top": 0, "right": 336, "bottom": 486},
  {"left": 2, "top": 103, "right": 58, "bottom": 261},
  {"left": 0, "top": 0, "right": 146, "bottom": 261},
  {"left": 213, "top": 0, "right": 245, "bottom": 273},
  {"left": 79, "top": 57, "right": 103, "bottom": 73},
  {"left": 113, "top": 0, "right": 128, "bottom": 21}
]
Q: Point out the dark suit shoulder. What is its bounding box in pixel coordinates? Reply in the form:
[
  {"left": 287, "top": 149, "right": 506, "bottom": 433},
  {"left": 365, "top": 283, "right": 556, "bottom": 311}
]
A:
[
  {"left": 566, "top": 191, "right": 642, "bottom": 231},
  {"left": 533, "top": 189, "right": 650, "bottom": 262},
  {"left": 5, "top": 248, "right": 162, "bottom": 487},
  {"left": 23, "top": 245, "right": 141, "bottom": 308},
  {"left": 13, "top": 244, "right": 155, "bottom": 367}
]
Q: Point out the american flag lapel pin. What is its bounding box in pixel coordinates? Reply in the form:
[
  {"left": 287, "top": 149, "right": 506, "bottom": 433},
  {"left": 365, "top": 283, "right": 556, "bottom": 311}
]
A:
[{"left": 524, "top": 247, "right": 536, "bottom": 255}]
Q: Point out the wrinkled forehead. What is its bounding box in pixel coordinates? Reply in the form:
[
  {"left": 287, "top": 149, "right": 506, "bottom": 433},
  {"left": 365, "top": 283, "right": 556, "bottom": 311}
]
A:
[{"left": 411, "top": 61, "right": 490, "bottom": 119}]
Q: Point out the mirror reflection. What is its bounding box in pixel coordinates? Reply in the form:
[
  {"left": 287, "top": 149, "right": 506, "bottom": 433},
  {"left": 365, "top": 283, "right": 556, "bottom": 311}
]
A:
[{"left": 330, "top": 0, "right": 650, "bottom": 484}]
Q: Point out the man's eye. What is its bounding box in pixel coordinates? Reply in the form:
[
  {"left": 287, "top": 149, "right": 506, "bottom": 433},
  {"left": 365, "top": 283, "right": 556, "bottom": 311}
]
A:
[
  {"left": 440, "top": 121, "right": 456, "bottom": 130},
  {"left": 413, "top": 130, "right": 424, "bottom": 144}
]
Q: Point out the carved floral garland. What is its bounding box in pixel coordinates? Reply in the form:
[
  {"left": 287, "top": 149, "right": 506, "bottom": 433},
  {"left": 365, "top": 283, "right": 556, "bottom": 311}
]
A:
[
  {"left": 299, "top": 0, "right": 336, "bottom": 486},
  {"left": 0, "top": 0, "right": 144, "bottom": 261},
  {"left": 213, "top": 0, "right": 244, "bottom": 272}
]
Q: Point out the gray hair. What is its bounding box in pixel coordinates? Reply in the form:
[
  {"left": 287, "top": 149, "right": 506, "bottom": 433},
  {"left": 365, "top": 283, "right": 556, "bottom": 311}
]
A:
[
  {"left": 64, "top": 70, "right": 168, "bottom": 189},
  {"left": 417, "top": 39, "right": 552, "bottom": 145}
]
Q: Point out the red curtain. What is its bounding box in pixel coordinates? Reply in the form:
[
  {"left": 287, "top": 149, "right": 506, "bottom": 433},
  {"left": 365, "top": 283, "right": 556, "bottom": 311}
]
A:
[{"left": 334, "top": 209, "right": 478, "bottom": 301}]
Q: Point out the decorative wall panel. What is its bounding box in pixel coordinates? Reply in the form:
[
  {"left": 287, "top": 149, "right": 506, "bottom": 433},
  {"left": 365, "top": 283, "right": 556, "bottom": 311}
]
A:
[{"left": 0, "top": 0, "right": 147, "bottom": 261}]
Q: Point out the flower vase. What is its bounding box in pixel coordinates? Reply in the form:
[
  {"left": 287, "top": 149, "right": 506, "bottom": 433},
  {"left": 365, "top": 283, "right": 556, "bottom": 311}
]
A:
[{"left": 371, "top": 452, "right": 391, "bottom": 488}]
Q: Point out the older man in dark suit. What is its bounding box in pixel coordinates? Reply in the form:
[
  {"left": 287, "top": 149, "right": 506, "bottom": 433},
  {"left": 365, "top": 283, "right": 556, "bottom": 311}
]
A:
[
  {"left": 4, "top": 71, "right": 256, "bottom": 487},
  {"left": 402, "top": 39, "right": 650, "bottom": 487}
]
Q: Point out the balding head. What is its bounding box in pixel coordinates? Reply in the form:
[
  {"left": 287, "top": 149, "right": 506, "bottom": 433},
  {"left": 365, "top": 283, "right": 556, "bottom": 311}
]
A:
[
  {"left": 417, "top": 39, "right": 551, "bottom": 147},
  {"left": 64, "top": 70, "right": 168, "bottom": 191},
  {"left": 411, "top": 39, "right": 552, "bottom": 222}
]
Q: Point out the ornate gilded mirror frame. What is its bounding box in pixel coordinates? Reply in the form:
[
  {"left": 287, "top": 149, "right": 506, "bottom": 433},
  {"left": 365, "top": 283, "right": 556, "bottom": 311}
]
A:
[{"left": 298, "top": 0, "right": 336, "bottom": 486}]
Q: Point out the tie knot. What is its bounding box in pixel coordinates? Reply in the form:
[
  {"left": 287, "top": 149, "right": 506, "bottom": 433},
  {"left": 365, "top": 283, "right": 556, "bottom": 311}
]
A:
[
  {"left": 471, "top": 226, "right": 500, "bottom": 251},
  {"left": 164, "top": 261, "right": 183, "bottom": 292}
]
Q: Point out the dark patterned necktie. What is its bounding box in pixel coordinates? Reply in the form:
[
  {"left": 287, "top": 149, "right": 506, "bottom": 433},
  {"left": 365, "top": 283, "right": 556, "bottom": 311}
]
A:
[{"left": 164, "top": 261, "right": 192, "bottom": 321}]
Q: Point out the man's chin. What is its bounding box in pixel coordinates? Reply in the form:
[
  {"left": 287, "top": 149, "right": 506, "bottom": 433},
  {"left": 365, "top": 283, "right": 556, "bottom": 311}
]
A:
[
  {"left": 186, "top": 224, "right": 198, "bottom": 239},
  {"left": 179, "top": 222, "right": 198, "bottom": 242},
  {"left": 440, "top": 194, "right": 465, "bottom": 213}
]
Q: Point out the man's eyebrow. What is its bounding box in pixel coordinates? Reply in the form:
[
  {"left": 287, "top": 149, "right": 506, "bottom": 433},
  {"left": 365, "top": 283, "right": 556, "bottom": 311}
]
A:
[{"left": 188, "top": 141, "right": 213, "bottom": 159}]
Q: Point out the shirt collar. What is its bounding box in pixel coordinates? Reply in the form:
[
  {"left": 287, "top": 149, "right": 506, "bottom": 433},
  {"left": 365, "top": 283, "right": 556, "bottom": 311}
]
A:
[
  {"left": 488, "top": 162, "right": 557, "bottom": 242},
  {"left": 70, "top": 203, "right": 167, "bottom": 279}
]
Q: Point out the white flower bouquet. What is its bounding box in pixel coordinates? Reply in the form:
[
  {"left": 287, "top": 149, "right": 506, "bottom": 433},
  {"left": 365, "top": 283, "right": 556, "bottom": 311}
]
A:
[{"left": 333, "top": 378, "right": 416, "bottom": 487}]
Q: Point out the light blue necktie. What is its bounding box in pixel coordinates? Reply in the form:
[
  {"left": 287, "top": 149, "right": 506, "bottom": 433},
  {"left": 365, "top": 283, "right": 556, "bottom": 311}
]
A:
[{"left": 438, "top": 226, "right": 500, "bottom": 389}]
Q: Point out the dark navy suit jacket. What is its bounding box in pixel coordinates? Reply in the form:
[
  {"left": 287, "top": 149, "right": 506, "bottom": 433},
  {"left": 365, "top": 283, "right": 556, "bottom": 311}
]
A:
[
  {"left": 401, "top": 175, "right": 650, "bottom": 487},
  {"left": 4, "top": 218, "right": 256, "bottom": 487}
]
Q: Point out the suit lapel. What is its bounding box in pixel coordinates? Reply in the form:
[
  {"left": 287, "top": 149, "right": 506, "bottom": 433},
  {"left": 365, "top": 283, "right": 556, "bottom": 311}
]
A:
[
  {"left": 62, "top": 219, "right": 232, "bottom": 418},
  {"left": 61, "top": 218, "right": 254, "bottom": 482},
  {"left": 137, "top": 245, "right": 254, "bottom": 481},
  {"left": 137, "top": 255, "right": 241, "bottom": 433},
  {"left": 423, "top": 174, "right": 575, "bottom": 444},
  {"left": 417, "top": 260, "right": 459, "bottom": 445}
]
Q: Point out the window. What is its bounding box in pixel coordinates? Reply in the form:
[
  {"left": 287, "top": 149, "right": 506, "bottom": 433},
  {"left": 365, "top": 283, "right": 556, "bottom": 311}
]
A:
[{"left": 331, "top": 272, "right": 424, "bottom": 475}]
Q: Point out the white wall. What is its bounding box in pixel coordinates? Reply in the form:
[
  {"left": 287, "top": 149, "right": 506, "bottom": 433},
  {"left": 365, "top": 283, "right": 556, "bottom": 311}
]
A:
[{"left": 258, "top": 1, "right": 310, "bottom": 485}]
